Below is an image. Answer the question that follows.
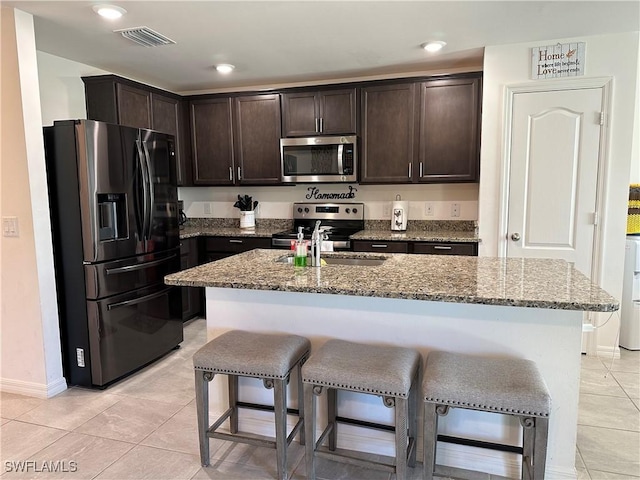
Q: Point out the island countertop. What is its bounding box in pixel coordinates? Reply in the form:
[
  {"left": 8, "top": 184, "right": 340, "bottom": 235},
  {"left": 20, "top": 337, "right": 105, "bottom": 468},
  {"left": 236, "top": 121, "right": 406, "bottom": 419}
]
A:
[{"left": 164, "top": 249, "right": 618, "bottom": 312}]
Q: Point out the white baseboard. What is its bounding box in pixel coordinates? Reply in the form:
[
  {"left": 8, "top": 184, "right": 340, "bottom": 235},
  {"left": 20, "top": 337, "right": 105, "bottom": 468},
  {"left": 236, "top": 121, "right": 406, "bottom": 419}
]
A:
[
  {"left": 0, "top": 376, "right": 67, "bottom": 398},
  {"left": 596, "top": 344, "right": 621, "bottom": 360},
  {"left": 219, "top": 409, "right": 577, "bottom": 480}
]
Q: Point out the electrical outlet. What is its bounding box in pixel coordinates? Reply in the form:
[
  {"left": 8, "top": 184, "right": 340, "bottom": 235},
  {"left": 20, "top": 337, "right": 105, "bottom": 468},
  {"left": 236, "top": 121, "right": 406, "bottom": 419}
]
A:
[
  {"left": 425, "top": 203, "right": 434, "bottom": 216},
  {"left": 383, "top": 202, "right": 391, "bottom": 217},
  {"left": 203, "top": 202, "right": 212, "bottom": 215},
  {"left": 451, "top": 203, "right": 460, "bottom": 218}
]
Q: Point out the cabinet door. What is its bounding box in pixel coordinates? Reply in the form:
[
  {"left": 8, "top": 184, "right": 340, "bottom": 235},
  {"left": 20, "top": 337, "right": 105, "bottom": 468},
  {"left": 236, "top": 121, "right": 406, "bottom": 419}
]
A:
[
  {"left": 282, "top": 92, "right": 318, "bottom": 136},
  {"left": 116, "top": 83, "right": 152, "bottom": 129},
  {"left": 412, "top": 242, "right": 478, "bottom": 256},
  {"left": 418, "top": 77, "right": 480, "bottom": 182},
  {"left": 151, "top": 94, "right": 190, "bottom": 186},
  {"left": 318, "top": 89, "right": 357, "bottom": 135},
  {"left": 190, "top": 98, "right": 234, "bottom": 185},
  {"left": 360, "top": 83, "right": 418, "bottom": 183},
  {"left": 352, "top": 240, "right": 409, "bottom": 253},
  {"left": 233, "top": 94, "right": 282, "bottom": 185}
]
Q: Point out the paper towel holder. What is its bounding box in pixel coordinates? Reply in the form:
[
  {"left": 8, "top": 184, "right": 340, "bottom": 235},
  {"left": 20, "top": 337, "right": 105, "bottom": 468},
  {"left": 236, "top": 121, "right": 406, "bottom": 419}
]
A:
[{"left": 391, "top": 194, "right": 408, "bottom": 232}]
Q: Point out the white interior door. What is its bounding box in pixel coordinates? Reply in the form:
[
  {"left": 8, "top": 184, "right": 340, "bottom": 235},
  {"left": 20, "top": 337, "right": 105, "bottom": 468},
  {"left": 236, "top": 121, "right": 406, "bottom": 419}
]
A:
[{"left": 507, "top": 88, "right": 603, "bottom": 278}]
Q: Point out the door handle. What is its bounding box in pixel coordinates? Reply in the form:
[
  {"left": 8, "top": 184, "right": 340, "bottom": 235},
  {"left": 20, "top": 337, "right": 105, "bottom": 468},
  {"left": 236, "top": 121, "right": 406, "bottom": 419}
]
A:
[
  {"left": 106, "top": 254, "right": 177, "bottom": 275},
  {"left": 237, "top": 166, "right": 241, "bottom": 181},
  {"left": 511, "top": 233, "right": 521, "bottom": 241},
  {"left": 371, "top": 244, "right": 388, "bottom": 248},
  {"left": 408, "top": 163, "right": 412, "bottom": 179},
  {"left": 229, "top": 166, "right": 233, "bottom": 181}
]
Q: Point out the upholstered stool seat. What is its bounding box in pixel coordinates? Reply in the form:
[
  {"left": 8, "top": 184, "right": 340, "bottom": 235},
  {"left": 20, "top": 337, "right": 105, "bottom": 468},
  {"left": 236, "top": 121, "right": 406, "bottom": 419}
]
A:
[
  {"left": 302, "top": 339, "right": 421, "bottom": 480},
  {"left": 193, "top": 330, "right": 310, "bottom": 480},
  {"left": 422, "top": 351, "right": 551, "bottom": 480}
]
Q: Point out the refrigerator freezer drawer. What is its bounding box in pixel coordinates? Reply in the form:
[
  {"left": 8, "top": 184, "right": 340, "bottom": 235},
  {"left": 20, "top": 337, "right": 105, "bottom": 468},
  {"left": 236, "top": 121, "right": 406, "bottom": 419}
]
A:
[
  {"left": 86, "top": 284, "right": 183, "bottom": 386},
  {"left": 84, "top": 248, "right": 180, "bottom": 300}
]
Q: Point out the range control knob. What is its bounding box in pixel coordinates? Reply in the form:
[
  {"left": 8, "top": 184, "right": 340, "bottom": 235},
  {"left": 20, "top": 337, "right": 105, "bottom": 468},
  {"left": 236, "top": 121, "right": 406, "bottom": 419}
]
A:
[
  {"left": 304, "top": 207, "right": 309, "bottom": 213},
  {"left": 352, "top": 208, "right": 358, "bottom": 214},
  {"left": 345, "top": 208, "right": 351, "bottom": 214},
  {"left": 297, "top": 207, "right": 303, "bottom": 213}
]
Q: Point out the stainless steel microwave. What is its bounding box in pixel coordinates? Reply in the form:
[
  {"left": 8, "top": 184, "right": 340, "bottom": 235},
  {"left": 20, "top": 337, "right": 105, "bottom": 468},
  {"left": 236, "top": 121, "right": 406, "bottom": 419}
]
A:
[{"left": 280, "top": 135, "right": 357, "bottom": 183}]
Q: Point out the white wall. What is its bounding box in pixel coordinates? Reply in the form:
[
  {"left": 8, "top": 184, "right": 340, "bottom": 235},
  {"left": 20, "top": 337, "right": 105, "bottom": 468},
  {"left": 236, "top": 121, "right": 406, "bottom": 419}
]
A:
[
  {"left": 0, "top": 7, "right": 65, "bottom": 398},
  {"left": 478, "top": 32, "right": 640, "bottom": 355}
]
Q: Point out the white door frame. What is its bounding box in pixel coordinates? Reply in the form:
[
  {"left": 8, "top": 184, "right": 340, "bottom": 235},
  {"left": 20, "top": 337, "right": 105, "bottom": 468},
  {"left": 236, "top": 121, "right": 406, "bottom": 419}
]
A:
[{"left": 499, "top": 77, "right": 612, "bottom": 355}]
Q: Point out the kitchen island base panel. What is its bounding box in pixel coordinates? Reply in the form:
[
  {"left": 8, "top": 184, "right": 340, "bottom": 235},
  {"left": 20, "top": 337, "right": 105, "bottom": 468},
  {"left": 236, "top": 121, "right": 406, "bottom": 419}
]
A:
[{"left": 204, "top": 287, "right": 583, "bottom": 480}]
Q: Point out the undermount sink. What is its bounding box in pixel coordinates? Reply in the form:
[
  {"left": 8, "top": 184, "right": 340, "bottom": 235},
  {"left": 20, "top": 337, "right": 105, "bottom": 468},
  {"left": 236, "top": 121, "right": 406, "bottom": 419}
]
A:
[{"left": 275, "top": 254, "right": 387, "bottom": 266}]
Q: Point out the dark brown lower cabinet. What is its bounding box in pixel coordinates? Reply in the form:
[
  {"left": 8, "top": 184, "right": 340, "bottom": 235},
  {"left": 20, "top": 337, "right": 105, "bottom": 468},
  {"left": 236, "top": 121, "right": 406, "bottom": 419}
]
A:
[
  {"left": 180, "top": 238, "right": 202, "bottom": 321},
  {"left": 353, "top": 240, "right": 477, "bottom": 256},
  {"left": 204, "top": 236, "right": 272, "bottom": 262}
]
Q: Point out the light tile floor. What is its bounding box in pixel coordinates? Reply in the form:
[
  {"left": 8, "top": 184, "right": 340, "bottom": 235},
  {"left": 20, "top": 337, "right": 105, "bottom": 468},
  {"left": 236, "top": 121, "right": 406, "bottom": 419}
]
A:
[{"left": 1, "top": 318, "right": 638, "bottom": 479}]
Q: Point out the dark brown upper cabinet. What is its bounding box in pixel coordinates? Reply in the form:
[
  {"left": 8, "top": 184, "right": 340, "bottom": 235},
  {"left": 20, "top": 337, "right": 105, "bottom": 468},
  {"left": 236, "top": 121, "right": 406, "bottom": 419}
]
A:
[
  {"left": 282, "top": 88, "right": 356, "bottom": 137},
  {"left": 82, "top": 75, "right": 192, "bottom": 185},
  {"left": 190, "top": 97, "right": 235, "bottom": 185},
  {"left": 233, "top": 94, "right": 282, "bottom": 185},
  {"left": 418, "top": 77, "right": 481, "bottom": 183},
  {"left": 360, "top": 82, "right": 419, "bottom": 183},
  {"left": 360, "top": 74, "right": 481, "bottom": 184},
  {"left": 190, "top": 93, "right": 282, "bottom": 186}
]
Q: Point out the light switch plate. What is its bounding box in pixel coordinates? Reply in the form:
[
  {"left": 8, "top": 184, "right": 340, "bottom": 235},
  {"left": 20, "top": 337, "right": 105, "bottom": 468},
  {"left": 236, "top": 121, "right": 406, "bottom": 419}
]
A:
[
  {"left": 2, "top": 216, "right": 19, "bottom": 237},
  {"left": 451, "top": 203, "right": 460, "bottom": 218}
]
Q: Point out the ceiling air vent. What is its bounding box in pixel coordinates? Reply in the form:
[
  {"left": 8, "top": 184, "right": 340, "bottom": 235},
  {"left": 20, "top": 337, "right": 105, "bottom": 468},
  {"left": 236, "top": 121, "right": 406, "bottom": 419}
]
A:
[{"left": 114, "top": 26, "right": 175, "bottom": 47}]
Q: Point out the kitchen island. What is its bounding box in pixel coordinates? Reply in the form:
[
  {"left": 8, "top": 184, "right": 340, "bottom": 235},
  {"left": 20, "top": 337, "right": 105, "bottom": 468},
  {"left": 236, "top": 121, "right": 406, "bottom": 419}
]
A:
[{"left": 165, "top": 249, "right": 618, "bottom": 479}]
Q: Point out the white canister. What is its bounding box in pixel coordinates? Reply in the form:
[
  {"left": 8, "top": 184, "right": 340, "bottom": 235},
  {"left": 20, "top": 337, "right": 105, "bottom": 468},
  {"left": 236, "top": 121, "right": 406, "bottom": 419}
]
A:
[
  {"left": 240, "top": 210, "right": 255, "bottom": 229},
  {"left": 391, "top": 195, "right": 408, "bottom": 231}
]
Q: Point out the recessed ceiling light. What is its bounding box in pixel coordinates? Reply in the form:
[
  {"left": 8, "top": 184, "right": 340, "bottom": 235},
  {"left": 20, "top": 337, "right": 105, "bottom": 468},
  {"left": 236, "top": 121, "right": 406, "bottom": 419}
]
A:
[
  {"left": 422, "top": 41, "right": 447, "bottom": 53},
  {"left": 215, "top": 64, "right": 235, "bottom": 74},
  {"left": 93, "top": 4, "right": 127, "bottom": 19}
]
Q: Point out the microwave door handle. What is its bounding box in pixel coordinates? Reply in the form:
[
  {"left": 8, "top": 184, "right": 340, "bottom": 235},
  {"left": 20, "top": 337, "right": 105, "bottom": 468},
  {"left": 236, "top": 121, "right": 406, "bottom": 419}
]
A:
[{"left": 337, "top": 144, "right": 344, "bottom": 175}]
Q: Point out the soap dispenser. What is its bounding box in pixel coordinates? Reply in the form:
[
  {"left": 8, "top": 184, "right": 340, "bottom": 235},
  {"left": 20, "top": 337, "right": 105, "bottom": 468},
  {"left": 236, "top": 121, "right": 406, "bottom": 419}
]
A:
[{"left": 294, "top": 226, "right": 307, "bottom": 267}]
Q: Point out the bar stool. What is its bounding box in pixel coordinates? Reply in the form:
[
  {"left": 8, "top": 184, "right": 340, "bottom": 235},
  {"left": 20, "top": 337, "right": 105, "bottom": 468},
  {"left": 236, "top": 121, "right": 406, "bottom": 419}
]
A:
[
  {"left": 301, "top": 339, "right": 421, "bottom": 480},
  {"left": 193, "top": 330, "right": 311, "bottom": 480},
  {"left": 422, "top": 351, "right": 551, "bottom": 480}
]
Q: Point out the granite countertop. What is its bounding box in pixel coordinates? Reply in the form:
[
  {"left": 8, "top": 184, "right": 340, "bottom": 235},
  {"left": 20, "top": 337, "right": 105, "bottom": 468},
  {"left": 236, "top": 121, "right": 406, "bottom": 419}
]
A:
[
  {"left": 165, "top": 249, "right": 618, "bottom": 312},
  {"left": 179, "top": 226, "right": 284, "bottom": 239},
  {"left": 350, "top": 229, "right": 480, "bottom": 243}
]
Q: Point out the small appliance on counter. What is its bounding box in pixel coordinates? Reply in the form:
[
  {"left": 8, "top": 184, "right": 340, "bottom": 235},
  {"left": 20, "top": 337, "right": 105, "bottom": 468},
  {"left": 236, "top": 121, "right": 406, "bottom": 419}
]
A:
[
  {"left": 178, "top": 200, "right": 187, "bottom": 227},
  {"left": 391, "top": 194, "right": 408, "bottom": 231}
]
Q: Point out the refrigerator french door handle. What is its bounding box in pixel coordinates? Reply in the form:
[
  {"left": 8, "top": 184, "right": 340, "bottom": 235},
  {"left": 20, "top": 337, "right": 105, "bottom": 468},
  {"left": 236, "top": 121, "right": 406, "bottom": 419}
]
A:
[
  {"left": 135, "top": 139, "right": 151, "bottom": 242},
  {"left": 141, "top": 140, "right": 154, "bottom": 241},
  {"left": 107, "top": 287, "right": 173, "bottom": 311},
  {"left": 105, "top": 254, "right": 178, "bottom": 275}
]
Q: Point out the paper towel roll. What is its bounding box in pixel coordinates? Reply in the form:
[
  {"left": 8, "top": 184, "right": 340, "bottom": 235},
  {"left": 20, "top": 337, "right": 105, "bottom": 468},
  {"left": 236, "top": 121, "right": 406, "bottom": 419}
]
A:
[{"left": 391, "top": 201, "right": 408, "bottom": 231}]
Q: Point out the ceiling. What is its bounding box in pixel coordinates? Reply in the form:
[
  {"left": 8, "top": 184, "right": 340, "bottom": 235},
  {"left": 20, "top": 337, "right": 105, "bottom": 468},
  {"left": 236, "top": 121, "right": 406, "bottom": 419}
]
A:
[{"left": 5, "top": 1, "right": 640, "bottom": 94}]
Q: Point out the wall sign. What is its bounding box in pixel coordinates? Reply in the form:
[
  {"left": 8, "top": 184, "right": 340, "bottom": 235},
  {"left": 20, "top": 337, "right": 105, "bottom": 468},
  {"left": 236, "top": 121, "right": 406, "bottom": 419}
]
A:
[
  {"left": 305, "top": 186, "right": 357, "bottom": 200},
  {"left": 531, "top": 42, "right": 585, "bottom": 80}
]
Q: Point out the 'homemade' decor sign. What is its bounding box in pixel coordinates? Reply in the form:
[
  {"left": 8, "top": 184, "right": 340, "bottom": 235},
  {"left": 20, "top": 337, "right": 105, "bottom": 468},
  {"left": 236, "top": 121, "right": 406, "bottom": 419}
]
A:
[{"left": 531, "top": 42, "right": 585, "bottom": 80}]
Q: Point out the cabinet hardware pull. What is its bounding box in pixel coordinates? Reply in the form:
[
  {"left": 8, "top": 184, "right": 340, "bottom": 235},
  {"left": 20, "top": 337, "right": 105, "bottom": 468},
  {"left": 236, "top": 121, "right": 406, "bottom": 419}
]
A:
[
  {"left": 320, "top": 117, "right": 323, "bottom": 133},
  {"left": 229, "top": 166, "right": 233, "bottom": 181},
  {"left": 237, "top": 166, "right": 241, "bottom": 180},
  {"left": 408, "top": 163, "right": 412, "bottom": 178},
  {"left": 419, "top": 162, "right": 423, "bottom": 178},
  {"left": 229, "top": 239, "right": 243, "bottom": 244},
  {"left": 433, "top": 246, "right": 452, "bottom": 250},
  {"left": 315, "top": 118, "right": 319, "bottom": 133},
  {"left": 371, "top": 244, "right": 388, "bottom": 248}
]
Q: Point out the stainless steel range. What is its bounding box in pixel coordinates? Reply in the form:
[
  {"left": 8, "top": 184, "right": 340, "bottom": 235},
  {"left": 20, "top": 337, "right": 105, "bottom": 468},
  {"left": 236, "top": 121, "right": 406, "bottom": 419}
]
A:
[{"left": 271, "top": 202, "right": 364, "bottom": 251}]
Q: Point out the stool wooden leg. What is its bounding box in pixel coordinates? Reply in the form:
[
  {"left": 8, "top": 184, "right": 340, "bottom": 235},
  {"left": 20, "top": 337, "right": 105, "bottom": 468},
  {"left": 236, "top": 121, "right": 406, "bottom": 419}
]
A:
[
  {"left": 422, "top": 403, "right": 438, "bottom": 480},
  {"left": 195, "top": 369, "right": 212, "bottom": 467},
  {"left": 304, "top": 383, "right": 317, "bottom": 480},
  {"left": 327, "top": 388, "right": 337, "bottom": 451},
  {"left": 228, "top": 374, "right": 239, "bottom": 434},
  {"left": 297, "top": 363, "right": 305, "bottom": 445},
  {"left": 533, "top": 417, "right": 549, "bottom": 480},
  {"left": 274, "top": 378, "right": 288, "bottom": 480},
  {"left": 395, "top": 397, "right": 409, "bottom": 480}
]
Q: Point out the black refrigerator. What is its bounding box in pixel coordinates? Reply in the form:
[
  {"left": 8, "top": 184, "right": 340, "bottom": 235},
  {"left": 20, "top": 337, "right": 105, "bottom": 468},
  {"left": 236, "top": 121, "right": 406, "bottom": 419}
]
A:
[{"left": 44, "top": 119, "right": 183, "bottom": 388}]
